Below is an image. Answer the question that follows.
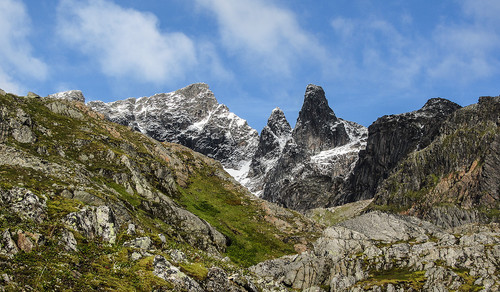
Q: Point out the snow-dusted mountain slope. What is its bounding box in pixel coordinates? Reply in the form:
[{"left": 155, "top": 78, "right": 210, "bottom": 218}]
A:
[{"left": 88, "top": 83, "right": 259, "bottom": 170}]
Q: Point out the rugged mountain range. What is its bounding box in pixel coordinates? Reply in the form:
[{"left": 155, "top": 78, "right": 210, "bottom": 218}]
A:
[
  {"left": 90, "top": 84, "right": 368, "bottom": 212},
  {"left": 88, "top": 83, "right": 499, "bottom": 228},
  {"left": 0, "top": 88, "right": 498, "bottom": 291}
]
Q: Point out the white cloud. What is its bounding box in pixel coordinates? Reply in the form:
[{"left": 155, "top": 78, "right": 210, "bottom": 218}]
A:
[
  {"left": 0, "top": 70, "right": 23, "bottom": 95},
  {"left": 462, "top": 0, "right": 500, "bottom": 23},
  {"left": 196, "top": 41, "right": 234, "bottom": 82},
  {"left": 330, "top": 17, "right": 428, "bottom": 90},
  {"left": 0, "top": 0, "right": 48, "bottom": 94},
  {"left": 195, "top": 0, "right": 328, "bottom": 76},
  {"left": 57, "top": 0, "right": 198, "bottom": 84}
]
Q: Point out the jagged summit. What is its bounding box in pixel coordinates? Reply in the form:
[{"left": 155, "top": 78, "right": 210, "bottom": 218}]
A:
[
  {"left": 293, "top": 84, "right": 349, "bottom": 154},
  {"left": 88, "top": 83, "right": 259, "bottom": 170},
  {"left": 296, "top": 84, "right": 337, "bottom": 125},
  {"left": 422, "top": 97, "right": 461, "bottom": 112},
  {"left": 260, "top": 85, "right": 367, "bottom": 210},
  {"left": 266, "top": 107, "right": 292, "bottom": 138},
  {"left": 246, "top": 107, "right": 293, "bottom": 196}
]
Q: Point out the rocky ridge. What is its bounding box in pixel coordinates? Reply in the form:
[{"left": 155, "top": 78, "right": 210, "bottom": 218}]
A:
[
  {"left": 88, "top": 83, "right": 259, "bottom": 170},
  {"left": 338, "top": 98, "right": 462, "bottom": 205}
]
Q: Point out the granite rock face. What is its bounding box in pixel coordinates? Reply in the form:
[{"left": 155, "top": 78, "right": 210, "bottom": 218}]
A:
[
  {"left": 153, "top": 255, "right": 203, "bottom": 292},
  {"left": 64, "top": 205, "right": 118, "bottom": 244},
  {"left": 88, "top": 83, "right": 259, "bottom": 170},
  {"left": 338, "top": 98, "right": 462, "bottom": 204},
  {"left": 245, "top": 107, "right": 292, "bottom": 195},
  {"left": 0, "top": 188, "right": 47, "bottom": 223}
]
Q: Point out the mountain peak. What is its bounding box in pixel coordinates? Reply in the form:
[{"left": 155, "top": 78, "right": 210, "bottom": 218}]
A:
[
  {"left": 271, "top": 107, "right": 283, "bottom": 114},
  {"left": 88, "top": 83, "right": 258, "bottom": 170},
  {"left": 293, "top": 84, "right": 348, "bottom": 153},
  {"left": 267, "top": 107, "right": 291, "bottom": 136},
  {"left": 420, "top": 97, "right": 461, "bottom": 115},
  {"left": 301, "top": 84, "right": 336, "bottom": 118}
]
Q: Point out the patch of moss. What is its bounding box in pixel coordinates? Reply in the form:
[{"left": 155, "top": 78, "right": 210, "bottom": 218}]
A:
[
  {"left": 180, "top": 262, "right": 209, "bottom": 281},
  {"left": 356, "top": 267, "right": 426, "bottom": 290},
  {"left": 0, "top": 166, "right": 62, "bottom": 194},
  {"left": 106, "top": 181, "right": 141, "bottom": 207},
  {"left": 452, "top": 268, "right": 484, "bottom": 292},
  {"left": 47, "top": 196, "right": 82, "bottom": 220}
]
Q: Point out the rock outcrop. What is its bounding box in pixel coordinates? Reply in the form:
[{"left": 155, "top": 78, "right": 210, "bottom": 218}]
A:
[
  {"left": 48, "top": 90, "right": 85, "bottom": 103},
  {"left": 293, "top": 84, "right": 349, "bottom": 153},
  {"left": 0, "top": 188, "right": 47, "bottom": 223},
  {"left": 64, "top": 205, "right": 118, "bottom": 244},
  {"left": 245, "top": 107, "right": 292, "bottom": 195},
  {"left": 251, "top": 211, "right": 500, "bottom": 291}
]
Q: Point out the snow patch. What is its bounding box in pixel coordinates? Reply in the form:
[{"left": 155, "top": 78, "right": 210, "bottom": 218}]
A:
[
  {"left": 310, "top": 141, "right": 364, "bottom": 165},
  {"left": 224, "top": 160, "right": 251, "bottom": 186}
]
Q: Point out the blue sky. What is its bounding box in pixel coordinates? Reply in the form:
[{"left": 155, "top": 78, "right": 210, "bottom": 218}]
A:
[{"left": 1, "top": 0, "right": 499, "bottom": 130}]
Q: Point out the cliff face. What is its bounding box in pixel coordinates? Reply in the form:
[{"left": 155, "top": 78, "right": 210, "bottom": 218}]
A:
[
  {"left": 338, "top": 98, "right": 462, "bottom": 204},
  {"left": 245, "top": 107, "right": 292, "bottom": 196},
  {"left": 371, "top": 96, "right": 500, "bottom": 227}
]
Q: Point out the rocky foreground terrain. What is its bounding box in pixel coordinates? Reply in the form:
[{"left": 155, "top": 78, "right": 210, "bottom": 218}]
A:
[{"left": 0, "top": 87, "right": 498, "bottom": 291}]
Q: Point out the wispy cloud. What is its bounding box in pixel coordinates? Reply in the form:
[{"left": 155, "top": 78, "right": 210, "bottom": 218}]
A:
[
  {"left": 0, "top": 0, "right": 48, "bottom": 94},
  {"left": 194, "top": 0, "right": 328, "bottom": 76},
  {"left": 329, "top": 0, "right": 500, "bottom": 93},
  {"left": 429, "top": 0, "right": 500, "bottom": 82},
  {"left": 330, "top": 16, "right": 428, "bottom": 91},
  {"left": 57, "top": 0, "right": 198, "bottom": 85}
]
